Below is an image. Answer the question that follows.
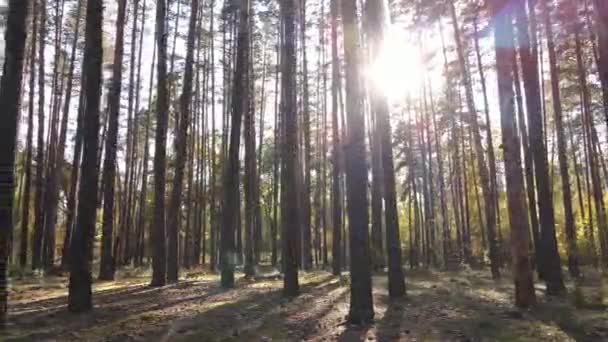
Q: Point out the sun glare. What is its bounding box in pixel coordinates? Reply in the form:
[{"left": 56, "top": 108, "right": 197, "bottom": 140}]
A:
[{"left": 366, "top": 27, "right": 423, "bottom": 103}]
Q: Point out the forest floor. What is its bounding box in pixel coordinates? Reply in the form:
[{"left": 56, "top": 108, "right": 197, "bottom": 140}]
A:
[{"left": 4, "top": 265, "right": 608, "bottom": 341}]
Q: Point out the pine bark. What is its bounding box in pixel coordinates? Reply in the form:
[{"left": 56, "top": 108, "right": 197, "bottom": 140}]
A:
[
  {"left": 67, "top": 0, "right": 103, "bottom": 312},
  {"left": 99, "top": 0, "right": 128, "bottom": 281},
  {"left": 342, "top": 0, "right": 374, "bottom": 323},
  {"left": 490, "top": 0, "right": 536, "bottom": 308},
  {"left": 151, "top": 0, "right": 169, "bottom": 287},
  {"left": 0, "top": 0, "right": 29, "bottom": 326}
]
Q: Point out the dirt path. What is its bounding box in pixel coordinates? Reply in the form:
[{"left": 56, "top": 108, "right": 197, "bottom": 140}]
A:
[{"left": 4, "top": 268, "right": 608, "bottom": 341}]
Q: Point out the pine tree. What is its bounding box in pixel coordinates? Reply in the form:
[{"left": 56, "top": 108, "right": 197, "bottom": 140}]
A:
[{"left": 68, "top": 0, "right": 103, "bottom": 313}]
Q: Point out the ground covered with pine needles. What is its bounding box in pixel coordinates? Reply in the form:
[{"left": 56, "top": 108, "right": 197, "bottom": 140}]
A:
[{"left": 4, "top": 266, "right": 608, "bottom": 341}]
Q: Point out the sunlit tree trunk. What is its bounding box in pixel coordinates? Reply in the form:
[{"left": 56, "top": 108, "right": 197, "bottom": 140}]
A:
[
  {"left": 342, "top": 0, "right": 374, "bottom": 323},
  {"left": 490, "top": 0, "right": 536, "bottom": 308}
]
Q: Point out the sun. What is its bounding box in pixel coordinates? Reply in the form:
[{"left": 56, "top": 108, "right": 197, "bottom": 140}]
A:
[{"left": 365, "top": 27, "right": 423, "bottom": 103}]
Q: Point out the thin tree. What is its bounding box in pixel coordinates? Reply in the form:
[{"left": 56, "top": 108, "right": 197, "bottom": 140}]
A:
[{"left": 330, "top": 0, "right": 342, "bottom": 276}]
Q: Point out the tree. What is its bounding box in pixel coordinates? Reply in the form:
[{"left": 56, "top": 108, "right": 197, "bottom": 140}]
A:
[
  {"left": 490, "top": 0, "right": 536, "bottom": 308},
  {"left": 543, "top": 0, "right": 579, "bottom": 278},
  {"left": 449, "top": 0, "right": 499, "bottom": 278},
  {"left": 330, "top": 0, "right": 342, "bottom": 276},
  {"left": 281, "top": 0, "right": 300, "bottom": 297},
  {"left": 167, "top": 0, "right": 199, "bottom": 283},
  {"left": 365, "top": 0, "right": 405, "bottom": 298},
  {"left": 221, "top": 0, "right": 250, "bottom": 288},
  {"left": 342, "top": 0, "right": 374, "bottom": 324},
  {"left": 151, "top": 0, "right": 169, "bottom": 287},
  {"left": 515, "top": 0, "right": 565, "bottom": 295},
  {"left": 68, "top": 0, "right": 103, "bottom": 313},
  {"left": 99, "top": 0, "right": 128, "bottom": 282},
  {"left": 0, "top": 0, "right": 29, "bottom": 327},
  {"left": 20, "top": 0, "right": 39, "bottom": 268}
]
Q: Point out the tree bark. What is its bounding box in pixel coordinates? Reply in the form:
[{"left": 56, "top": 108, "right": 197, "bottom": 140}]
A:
[
  {"left": 0, "top": 0, "right": 29, "bottom": 326},
  {"left": 67, "top": 0, "right": 103, "bottom": 312}
]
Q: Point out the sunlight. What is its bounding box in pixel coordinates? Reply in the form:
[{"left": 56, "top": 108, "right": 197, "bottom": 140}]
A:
[{"left": 365, "top": 26, "right": 424, "bottom": 103}]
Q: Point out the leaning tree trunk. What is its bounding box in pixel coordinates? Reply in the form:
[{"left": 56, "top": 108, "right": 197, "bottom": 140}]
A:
[{"left": 67, "top": 0, "right": 103, "bottom": 313}]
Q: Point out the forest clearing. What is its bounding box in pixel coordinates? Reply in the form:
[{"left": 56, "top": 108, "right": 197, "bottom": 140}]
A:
[{"left": 4, "top": 267, "right": 608, "bottom": 341}]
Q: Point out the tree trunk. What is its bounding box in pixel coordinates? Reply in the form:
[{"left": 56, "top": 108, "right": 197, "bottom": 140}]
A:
[
  {"left": 280, "top": 0, "right": 300, "bottom": 297},
  {"left": 67, "top": 0, "right": 103, "bottom": 312},
  {"left": 545, "top": 1, "right": 579, "bottom": 278},
  {"left": 167, "top": 0, "right": 199, "bottom": 283},
  {"left": 342, "top": 0, "right": 374, "bottom": 324},
  {"left": 0, "top": 0, "right": 29, "bottom": 326},
  {"left": 490, "top": 0, "right": 536, "bottom": 308},
  {"left": 20, "top": 0, "right": 39, "bottom": 268},
  {"left": 330, "top": 0, "right": 342, "bottom": 276},
  {"left": 151, "top": 0, "right": 169, "bottom": 287},
  {"left": 32, "top": 0, "right": 47, "bottom": 271},
  {"left": 515, "top": 0, "right": 565, "bottom": 294},
  {"left": 221, "top": 0, "right": 250, "bottom": 288},
  {"left": 99, "top": 0, "right": 128, "bottom": 281},
  {"left": 448, "top": 0, "right": 499, "bottom": 278}
]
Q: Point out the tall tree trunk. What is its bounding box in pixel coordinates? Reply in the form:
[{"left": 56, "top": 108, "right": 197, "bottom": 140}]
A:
[
  {"left": 342, "top": 0, "right": 374, "bottom": 323},
  {"left": 448, "top": 0, "right": 499, "bottom": 278},
  {"left": 576, "top": 26, "right": 608, "bottom": 266},
  {"left": 221, "top": 0, "right": 250, "bottom": 288},
  {"left": 330, "top": 0, "right": 342, "bottom": 276},
  {"left": 32, "top": 0, "right": 47, "bottom": 271},
  {"left": 280, "top": 0, "right": 300, "bottom": 297},
  {"left": 20, "top": 0, "right": 39, "bottom": 268},
  {"left": 99, "top": 0, "right": 128, "bottom": 281},
  {"left": 151, "top": 0, "right": 169, "bottom": 287},
  {"left": 167, "top": 0, "right": 199, "bottom": 284},
  {"left": 515, "top": 0, "right": 565, "bottom": 294},
  {"left": 512, "top": 49, "right": 541, "bottom": 268},
  {"left": 0, "top": 0, "right": 29, "bottom": 326},
  {"left": 545, "top": 1, "right": 579, "bottom": 278},
  {"left": 67, "top": 0, "right": 103, "bottom": 312},
  {"left": 490, "top": 0, "right": 536, "bottom": 308}
]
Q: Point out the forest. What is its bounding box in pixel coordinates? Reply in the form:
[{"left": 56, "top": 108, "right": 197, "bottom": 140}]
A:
[{"left": 1, "top": 0, "right": 608, "bottom": 340}]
